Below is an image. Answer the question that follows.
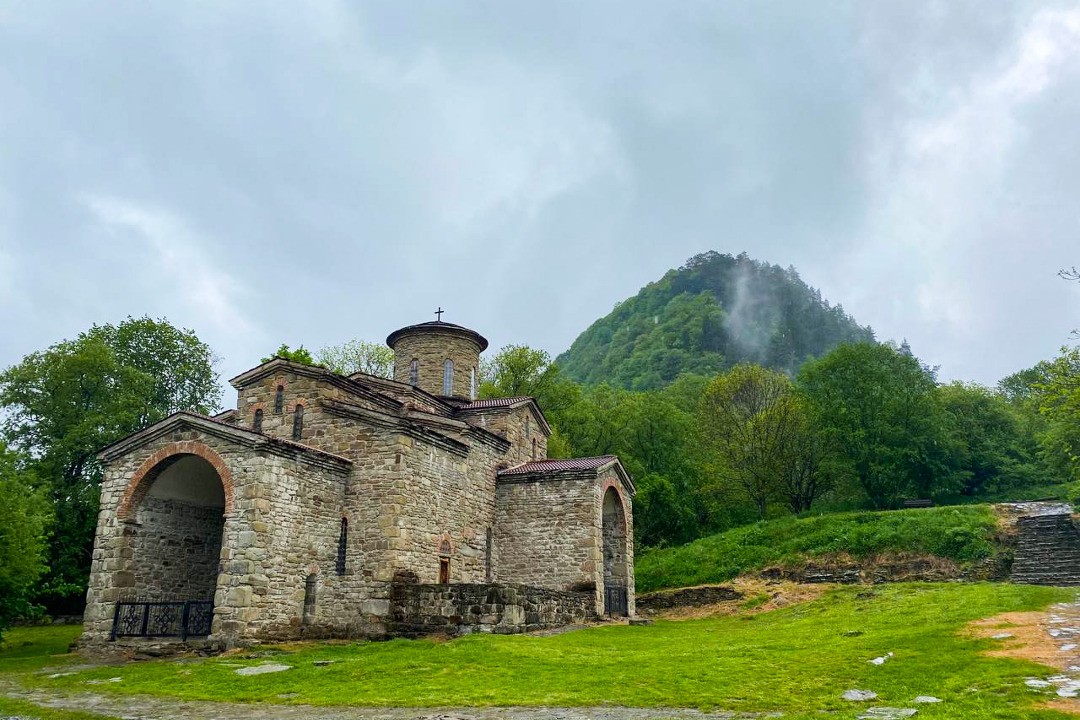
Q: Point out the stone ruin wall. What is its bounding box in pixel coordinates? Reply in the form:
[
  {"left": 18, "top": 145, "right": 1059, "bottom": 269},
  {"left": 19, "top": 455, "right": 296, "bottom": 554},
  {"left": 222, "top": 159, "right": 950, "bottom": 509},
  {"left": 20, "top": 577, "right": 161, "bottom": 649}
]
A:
[
  {"left": 387, "top": 582, "right": 595, "bottom": 637},
  {"left": 129, "top": 496, "right": 223, "bottom": 601}
]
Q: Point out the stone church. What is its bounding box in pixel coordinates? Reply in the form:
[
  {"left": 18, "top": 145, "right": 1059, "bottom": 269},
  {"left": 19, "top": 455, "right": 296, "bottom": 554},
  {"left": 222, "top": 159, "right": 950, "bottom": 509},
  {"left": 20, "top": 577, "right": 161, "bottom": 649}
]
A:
[{"left": 81, "top": 319, "right": 635, "bottom": 649}]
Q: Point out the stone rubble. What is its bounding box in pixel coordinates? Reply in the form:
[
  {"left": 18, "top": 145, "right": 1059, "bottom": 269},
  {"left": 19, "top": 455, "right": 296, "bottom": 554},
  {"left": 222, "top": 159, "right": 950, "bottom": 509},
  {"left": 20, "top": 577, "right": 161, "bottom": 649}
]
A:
[{"left": 842, "top": 690, "right": 878, "bottom": 701}]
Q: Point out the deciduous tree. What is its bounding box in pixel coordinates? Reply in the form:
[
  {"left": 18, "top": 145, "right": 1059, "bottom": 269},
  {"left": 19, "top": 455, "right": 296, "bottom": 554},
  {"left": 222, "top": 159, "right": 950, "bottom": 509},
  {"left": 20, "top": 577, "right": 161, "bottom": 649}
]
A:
[
  {"left": 798, "top": 343, "right": 955, "bottom": 508},
  {"left": 0, "top": 444, "right": 50, "bottom": 637},
  {"left": 317, "top": 339, "right": 394, "bottom": 378},
  {"left": 699, "top": 364, "right": 826, "bottom": 517},
  {"left": 0, "top": 317, "right": 219, "bottom": 607}
]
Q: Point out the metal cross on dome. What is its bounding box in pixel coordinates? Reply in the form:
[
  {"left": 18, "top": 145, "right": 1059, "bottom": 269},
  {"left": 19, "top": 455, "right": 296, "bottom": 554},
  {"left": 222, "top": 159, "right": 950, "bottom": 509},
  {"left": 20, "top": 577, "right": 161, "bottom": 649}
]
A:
[{"left": 435, "top": 307, "right": 444, "bottom": 322}]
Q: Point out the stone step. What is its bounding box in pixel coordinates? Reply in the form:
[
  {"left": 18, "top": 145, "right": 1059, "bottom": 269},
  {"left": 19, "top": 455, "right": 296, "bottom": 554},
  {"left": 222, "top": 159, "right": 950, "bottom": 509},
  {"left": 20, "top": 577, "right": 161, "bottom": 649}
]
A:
[{"left": 1010, "top": 512, "right": 1080, "bottom": 586}]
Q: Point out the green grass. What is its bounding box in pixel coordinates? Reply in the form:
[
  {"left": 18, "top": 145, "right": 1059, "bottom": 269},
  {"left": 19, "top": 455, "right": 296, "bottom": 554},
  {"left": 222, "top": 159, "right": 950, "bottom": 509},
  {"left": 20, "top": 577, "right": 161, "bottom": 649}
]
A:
[
  {"left": 0, "top": 625, "right": 119, "bottom": 719},
  {"left": 637, "top": 505, "right": 1000, "bottom": 592},
  {"left": 0, "top": 625, "right": 82, "bottom": 674},
  {"left": 0, "top": 697, "right": 119, "bottom": 720},
  {"left": 7, "top": 584, "right": 1079, "bottom": 719}
]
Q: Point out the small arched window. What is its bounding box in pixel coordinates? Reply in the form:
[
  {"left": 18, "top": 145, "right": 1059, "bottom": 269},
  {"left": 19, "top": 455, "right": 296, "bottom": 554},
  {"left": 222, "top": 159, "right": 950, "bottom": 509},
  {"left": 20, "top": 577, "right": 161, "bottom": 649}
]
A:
[
  {"left": 336, "top": 518, "right": 348, "bottom": 575},
  {"left": 470, "top": 367, "right": 477, "bottom": 400},
  {"left": 292, "top": 404, "right": 304, "bottom": 441},
  {"left": 438, "top": 539, "right": 451, "bottom": 585},
  {"left": 442, "top": 359, "right": 454, "bottom": 395},
  {"left": 531, "top": 437, "right": 538, "bottom": 460},
  {"left": 409, "top": 359, "right": 419, "bottom": 386},
  {"left": 253, "top": 408, "right": 264, "bottom": 433},
  {"left": 525, "top": 415, "right": 531, "bottom": 439},
  {"left": 274, "top": 385, "right": 284, "bottom": 414}
]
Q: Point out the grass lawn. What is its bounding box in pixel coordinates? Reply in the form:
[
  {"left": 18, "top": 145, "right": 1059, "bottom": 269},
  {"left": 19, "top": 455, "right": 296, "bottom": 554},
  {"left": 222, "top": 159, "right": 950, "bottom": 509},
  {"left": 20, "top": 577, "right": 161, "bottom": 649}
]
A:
[
  {"left": 0, "top": 625, "right": 117, "bottom": 720},
  {"left": 637, "top": 505, "right": 1000, "bottom": 592},
  {"left": 4, "top": 583, "right": 1080, "bottom": 719}
]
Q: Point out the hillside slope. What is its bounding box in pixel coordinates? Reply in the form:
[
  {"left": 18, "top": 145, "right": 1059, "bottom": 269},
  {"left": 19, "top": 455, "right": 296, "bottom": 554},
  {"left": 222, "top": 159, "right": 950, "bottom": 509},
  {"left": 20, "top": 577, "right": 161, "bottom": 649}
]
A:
[
  {"left": 557, "top": 251, "right": 875, "bottom": 389},
  {"left": 635, "top": 505, "right": 1000, "bottom": 592}
]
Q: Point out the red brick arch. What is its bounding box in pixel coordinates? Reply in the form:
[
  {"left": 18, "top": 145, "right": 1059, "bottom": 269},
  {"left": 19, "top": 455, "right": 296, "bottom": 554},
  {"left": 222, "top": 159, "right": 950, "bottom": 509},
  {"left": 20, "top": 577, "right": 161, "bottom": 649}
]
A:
[
  {"left": 117, "top": 440, "right": 235, "bottom": 520},
  {"left": 599, "top": 479, "right": 629, "bottom": 532}
]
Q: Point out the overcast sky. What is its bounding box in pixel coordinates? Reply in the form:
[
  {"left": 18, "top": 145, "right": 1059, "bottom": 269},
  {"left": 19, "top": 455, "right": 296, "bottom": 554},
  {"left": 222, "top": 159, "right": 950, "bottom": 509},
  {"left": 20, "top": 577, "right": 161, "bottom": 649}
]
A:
[{"left": 2, "top": 2, "right": 1080, "bottom": 391}]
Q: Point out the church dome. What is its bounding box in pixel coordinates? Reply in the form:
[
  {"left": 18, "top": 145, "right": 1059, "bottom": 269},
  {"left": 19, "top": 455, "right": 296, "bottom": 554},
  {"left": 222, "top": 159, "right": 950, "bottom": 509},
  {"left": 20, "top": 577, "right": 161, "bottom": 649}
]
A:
[{"left": 387, "top": 320, "right": 487, "bottom": 399}]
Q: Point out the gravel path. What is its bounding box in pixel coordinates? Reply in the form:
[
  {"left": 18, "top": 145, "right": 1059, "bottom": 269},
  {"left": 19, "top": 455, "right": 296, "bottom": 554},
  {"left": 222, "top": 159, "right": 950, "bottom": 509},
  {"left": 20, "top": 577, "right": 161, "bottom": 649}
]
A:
[{"left": 0, "top": 678, "right": 772, "bottom": 720}]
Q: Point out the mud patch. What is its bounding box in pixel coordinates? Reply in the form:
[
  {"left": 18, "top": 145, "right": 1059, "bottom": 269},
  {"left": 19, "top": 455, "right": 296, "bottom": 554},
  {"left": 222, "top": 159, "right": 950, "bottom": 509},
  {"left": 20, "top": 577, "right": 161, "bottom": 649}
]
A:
[{"left": 968, "top": 611, "right": 1063, "bottom": 668}]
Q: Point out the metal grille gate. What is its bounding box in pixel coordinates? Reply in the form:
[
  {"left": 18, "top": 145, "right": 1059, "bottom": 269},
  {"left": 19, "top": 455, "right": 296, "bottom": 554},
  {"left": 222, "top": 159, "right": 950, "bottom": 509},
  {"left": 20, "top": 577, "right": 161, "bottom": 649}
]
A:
[{"left": 110, "top": 600, "right": 214, "bottom": 640}]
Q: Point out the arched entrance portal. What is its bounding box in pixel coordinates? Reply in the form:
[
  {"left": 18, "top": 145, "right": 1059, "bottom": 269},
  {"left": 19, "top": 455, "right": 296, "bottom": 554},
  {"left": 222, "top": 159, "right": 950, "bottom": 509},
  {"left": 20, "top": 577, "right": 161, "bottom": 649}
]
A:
[
  {"left": 113, "top": 452, "right": 227, "bottom": 639},
  {"left": 602, "top": 487, "right": 629, "bottom": 616},
  {"left": 129, "top": 454, "right": 226, "bottom": 600}
]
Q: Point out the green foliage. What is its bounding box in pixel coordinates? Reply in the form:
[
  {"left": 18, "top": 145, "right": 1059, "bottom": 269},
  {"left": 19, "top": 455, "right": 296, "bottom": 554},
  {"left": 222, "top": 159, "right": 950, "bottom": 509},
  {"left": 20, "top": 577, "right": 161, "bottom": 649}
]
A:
[
  {"left": 316, "top": 340, "right": 394, "bottom": 378},
  {"left": 939, "top": 382, "right": 1043, "bottom": 497},
  {"left": 480, "top": 345, "right": 581, "bottom": 424},
  {"left": 0, "top": 446, "right": 51, "bottom": 638},
  {"left": 0, "top": 317, "right": 220, "bottom": 609},
  {"left": 635, "top": 505, "right": 998, "bottom": 592},
  {"left": 263, "top": 344, "right": 315, "bottom": 365},
  {"left": 1037, "top": 346, "right": 1080, "bottom": 482},
  {"left": 798, "top": 343, "right": 957, "bottom": 508},
  {"left": 14, "top": 585, "right": 1076, "bottom": 719},
  {"left": 558, "top": 251, "right": 874, "bottom": 390},
  {"left": 699, "top": 364, "right": 832, "bottom": 516}
]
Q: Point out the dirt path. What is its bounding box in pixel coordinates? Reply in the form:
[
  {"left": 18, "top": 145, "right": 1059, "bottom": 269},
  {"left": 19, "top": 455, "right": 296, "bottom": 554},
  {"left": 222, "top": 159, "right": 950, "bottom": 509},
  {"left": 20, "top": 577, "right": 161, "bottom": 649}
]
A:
[
  {"left": 970, "top": 594, "right": 1080, "bottom": 715},
  {"left": 0, "top": 677, "right": 769, "bottom": 720}
]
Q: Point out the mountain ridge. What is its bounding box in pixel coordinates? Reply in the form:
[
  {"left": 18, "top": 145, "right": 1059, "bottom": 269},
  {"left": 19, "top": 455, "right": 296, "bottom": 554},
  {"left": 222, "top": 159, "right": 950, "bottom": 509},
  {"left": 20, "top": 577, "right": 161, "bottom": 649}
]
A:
[{"left": 556, "top": 251, "right": 875, "bottom": 389}]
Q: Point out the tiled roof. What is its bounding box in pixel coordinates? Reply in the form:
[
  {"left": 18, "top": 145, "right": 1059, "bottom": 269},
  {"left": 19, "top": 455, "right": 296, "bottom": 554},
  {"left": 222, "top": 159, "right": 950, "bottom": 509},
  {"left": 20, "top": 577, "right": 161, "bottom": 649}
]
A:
[
  {"left": 458, "top": 397, "right": 533, "bottom": 410},
  {"left": 497, "top": 455, "right": 618, "bottom": 476}
]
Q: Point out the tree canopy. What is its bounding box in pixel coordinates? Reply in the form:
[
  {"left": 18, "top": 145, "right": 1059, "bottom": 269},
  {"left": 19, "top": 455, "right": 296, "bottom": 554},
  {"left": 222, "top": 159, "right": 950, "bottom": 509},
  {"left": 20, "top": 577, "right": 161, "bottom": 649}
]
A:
[
  {"left": 317, "top": 340, "right": 394, "bottom": 378},
  {"left": 0, "top": 444, "right": 50, "bottom": 637},
  {"left": 0, "top": 316, "right": 220, "bottom": 608},
  {"left": 797, "top": 343, "right": 956, "bottom": 508},
  {"left": 262, "top": 344, "right": 315, "bottom": 365}
]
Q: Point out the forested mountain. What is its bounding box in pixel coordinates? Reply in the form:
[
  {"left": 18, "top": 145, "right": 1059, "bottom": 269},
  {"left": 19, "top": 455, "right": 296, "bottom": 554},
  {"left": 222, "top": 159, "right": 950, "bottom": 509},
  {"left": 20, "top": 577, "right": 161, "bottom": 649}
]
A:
[{"left": 557, "top": 251, "right": 875, "bottom": 389}]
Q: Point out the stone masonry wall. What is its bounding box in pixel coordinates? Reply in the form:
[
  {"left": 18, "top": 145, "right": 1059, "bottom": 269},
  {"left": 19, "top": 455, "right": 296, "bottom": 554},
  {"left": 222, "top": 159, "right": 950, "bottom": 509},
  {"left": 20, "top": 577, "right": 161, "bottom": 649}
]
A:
[
  {"left": 387, "top": 582, "right": 595, "bottom": 637},
  {"left": 393, "top": 433, "right": 501, "bottom": 584},
  {"left": 467, "top": 406, "right": 548, "bottom": 465},
  {"left": 235, "top": 371, "right": 331, "bottom": 448},
  {"left": 494, "top": 476, "right": 598, "bottom": 595},
  {"left": 81, "top": 428, "right": 352, "bottom": 648},
  {"left": 390, "top": 332, "right": 482, "bottom": 400},
  {"left": 130, "top": 497, "right": 223, "bottom": 600},
  {"left": 236, "top": 448, "right": 349, "bottom": 641}
]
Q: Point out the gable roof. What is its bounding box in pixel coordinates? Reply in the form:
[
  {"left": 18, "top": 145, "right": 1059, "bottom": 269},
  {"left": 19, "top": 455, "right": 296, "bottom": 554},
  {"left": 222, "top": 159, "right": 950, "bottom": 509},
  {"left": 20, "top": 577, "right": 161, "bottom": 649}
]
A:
[
  {"left": 97, "top": 411, "right": 353, "bottom": 474},
  {"left": 456, "top": 396, "right": 553, "bottom": 436},
  {"left": 497, "top": 455, "right": 634, "bottom": 495},
  {"left": 458, "top": 396, "right": 532, "bottom": 409},
  {"left": 229, "top": 357, "right": 453, "bottom": 417}
]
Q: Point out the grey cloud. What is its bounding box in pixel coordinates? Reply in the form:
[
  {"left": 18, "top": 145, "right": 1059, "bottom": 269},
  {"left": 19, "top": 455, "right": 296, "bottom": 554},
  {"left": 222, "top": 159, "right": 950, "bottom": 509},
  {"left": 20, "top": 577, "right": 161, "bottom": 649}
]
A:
[{"left": 0, "top": 1, "right": 1078, "bottom": 387}]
